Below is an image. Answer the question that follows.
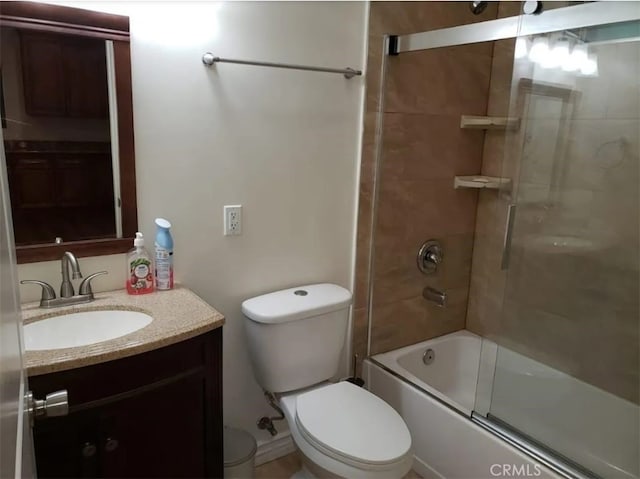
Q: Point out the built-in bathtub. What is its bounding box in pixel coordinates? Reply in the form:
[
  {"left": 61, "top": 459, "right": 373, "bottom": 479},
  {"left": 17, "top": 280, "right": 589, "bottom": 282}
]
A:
[
  {"left": 363, "top": 330, "right": 639, "bottom": 479},
  {"left": 386, "top": 330, "right": 481, "bottom": 415}
]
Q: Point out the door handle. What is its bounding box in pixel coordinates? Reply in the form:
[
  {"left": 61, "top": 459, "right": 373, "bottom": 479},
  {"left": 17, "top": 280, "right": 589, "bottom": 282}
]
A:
[
  {"left": 26, "top": 390, "right": 69, "bottom": 424},
  {"left": 501, "top": 204, "right": 517, "bottom": 270}
]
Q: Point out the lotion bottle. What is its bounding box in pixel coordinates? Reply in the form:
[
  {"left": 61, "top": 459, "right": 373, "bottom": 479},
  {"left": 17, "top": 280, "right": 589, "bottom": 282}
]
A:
[{"left": 126, "top": 232, "right": 154, "bottom": 294}]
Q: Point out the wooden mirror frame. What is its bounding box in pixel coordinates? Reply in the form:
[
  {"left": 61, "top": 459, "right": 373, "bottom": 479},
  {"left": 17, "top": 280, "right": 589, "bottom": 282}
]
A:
[{"left": 0, "top": 1, "right": 137, "bottom": 263}]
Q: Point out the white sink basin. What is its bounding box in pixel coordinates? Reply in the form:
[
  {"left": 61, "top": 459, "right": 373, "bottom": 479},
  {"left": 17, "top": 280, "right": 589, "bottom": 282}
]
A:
[{"left": 24, "top": 310, "right": 153, "bottom": 351}]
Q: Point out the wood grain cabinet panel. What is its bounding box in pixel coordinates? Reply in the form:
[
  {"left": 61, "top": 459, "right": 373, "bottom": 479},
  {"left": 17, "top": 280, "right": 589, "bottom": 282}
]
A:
[
  {"left": 29, "top": 329, "right": 223, "bottom": 479},
  {"left": 8, "top": 155, "right": 56, "bottom": 208},
  {"left": 19, "top": 33, "right": 67, "bottom": 116},
  {"left": 20, "top": 32, "right": 109, "bottom": 118},
  {"left": 62, "top": 40, "right": 109, "bottom": 118},
  {"left": 54, "top": 155, "right": 112, "bottom": 208},
  {"left": 5, "top": 143, "right": 116, "bottom": 245}
]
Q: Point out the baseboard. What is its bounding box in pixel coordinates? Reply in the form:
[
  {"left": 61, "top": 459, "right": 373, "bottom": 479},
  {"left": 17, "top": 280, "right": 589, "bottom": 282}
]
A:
[
  {"left": 255, "top": 432, "right": 296, "bottom": 466},
  {"left": 412, "top": 455, "right": 445, "bottom": 479}
]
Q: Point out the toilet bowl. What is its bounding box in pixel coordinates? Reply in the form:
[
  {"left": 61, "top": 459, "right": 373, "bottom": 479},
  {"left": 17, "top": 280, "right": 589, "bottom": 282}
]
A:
[
  {"left": 242, "top": 284, "right": 413, "bottom": 478},
  {"left": 280, "top": 382, "right": 413, "bottom": 479}
]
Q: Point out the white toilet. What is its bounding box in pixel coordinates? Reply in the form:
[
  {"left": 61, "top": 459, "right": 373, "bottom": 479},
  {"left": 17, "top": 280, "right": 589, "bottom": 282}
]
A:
[{"left": 242, "top": 283, "right": 413, "bottom": 479}]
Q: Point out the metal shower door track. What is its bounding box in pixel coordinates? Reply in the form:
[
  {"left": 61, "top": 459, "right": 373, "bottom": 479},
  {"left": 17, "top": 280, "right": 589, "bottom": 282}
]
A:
[{"left": 390, "top": 2, "right": 640, "bottom": 54}]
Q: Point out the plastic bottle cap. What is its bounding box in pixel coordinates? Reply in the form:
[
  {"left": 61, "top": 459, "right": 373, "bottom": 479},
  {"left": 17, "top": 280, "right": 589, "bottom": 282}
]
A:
[
  {"left": 134, "top": 232, "right": 144, "bottom": 247},
  {"left": 155, "top": 218, "right": 171, "bottom": 229}
]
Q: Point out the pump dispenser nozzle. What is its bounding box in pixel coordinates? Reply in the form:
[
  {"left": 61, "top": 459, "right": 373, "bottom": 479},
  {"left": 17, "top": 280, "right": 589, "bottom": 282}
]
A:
[{"left": 134, "top": 232, "right": 145, "bottom": 247}]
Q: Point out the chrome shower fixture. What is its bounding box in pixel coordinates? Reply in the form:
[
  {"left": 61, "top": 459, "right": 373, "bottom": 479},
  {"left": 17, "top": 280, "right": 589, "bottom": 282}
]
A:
[
  {"left": 469, "top": 1, "right": 488, "bottom": 15},
  {"left": 417, "top": 240, "right": 443, "bottom": 275}
]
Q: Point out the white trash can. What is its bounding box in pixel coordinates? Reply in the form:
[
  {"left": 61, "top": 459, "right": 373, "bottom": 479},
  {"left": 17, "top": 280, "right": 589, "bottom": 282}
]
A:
[{"left": 224, "top": 426, "right": 257, "bottom": 478}]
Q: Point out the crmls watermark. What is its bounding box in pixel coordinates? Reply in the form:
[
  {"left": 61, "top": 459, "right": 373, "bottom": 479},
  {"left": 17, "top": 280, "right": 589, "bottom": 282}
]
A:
[{"left": 490, "top": 464, "right": 543, "bottom": 477}]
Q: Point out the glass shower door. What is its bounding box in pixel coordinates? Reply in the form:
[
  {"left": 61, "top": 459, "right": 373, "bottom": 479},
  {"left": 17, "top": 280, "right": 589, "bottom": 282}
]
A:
[{"left": 479, "top": 12, "right": 640, "bottom": 479}]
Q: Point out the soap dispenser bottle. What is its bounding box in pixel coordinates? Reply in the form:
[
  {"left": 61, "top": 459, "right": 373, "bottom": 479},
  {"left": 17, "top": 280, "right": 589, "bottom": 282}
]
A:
[{"left": 126, "top": 232, "right": 154, "bottom": 295}]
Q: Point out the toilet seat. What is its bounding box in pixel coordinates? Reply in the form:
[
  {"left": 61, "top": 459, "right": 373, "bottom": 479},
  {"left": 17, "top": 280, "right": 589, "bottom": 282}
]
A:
[{"left": 294, "top": 382, "right": 412, "bottom": 469}]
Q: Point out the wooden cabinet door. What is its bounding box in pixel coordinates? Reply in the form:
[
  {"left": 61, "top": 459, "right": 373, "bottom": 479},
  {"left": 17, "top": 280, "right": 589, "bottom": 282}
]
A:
[
  {"left": 54, "top": 153, "right": 114, "bottom": 206},
  {"left": 55, "top": 156, "right": 94, "bottom": 207},
  {"left": 30, "top": 330, "right": 223, "bottom": 478},
  {"left": 8, "top": 155, "right": 56, "bottom": 208},
  {"left": 32, "top": 408, "right": 101, "bottom": 478},
  {"left": 5, "top": 149, "right": 116, "bottom": 244},
  {"left": 99, "top": 373, "right": 208, "bottom": 478},
  {"left": 6, "top": 153, "right": 58, "bottom": 245},
  {"left": 63, "top": 39, "right": 109, "bottom": 118},
  {"left": 19, "top": 33, "right": 66, "bottom": 116},
  {"left": 19, "top": 33, "right": 108, "bottom": 118}
]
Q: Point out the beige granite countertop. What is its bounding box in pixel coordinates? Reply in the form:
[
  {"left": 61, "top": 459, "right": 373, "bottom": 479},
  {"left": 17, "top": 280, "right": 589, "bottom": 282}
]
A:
[{"left": 22, "top": 286, "right": 224, "bottom": 376}]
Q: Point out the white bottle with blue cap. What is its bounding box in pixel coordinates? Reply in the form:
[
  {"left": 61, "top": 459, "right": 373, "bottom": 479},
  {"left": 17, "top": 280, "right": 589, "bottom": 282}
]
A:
[{"left": 154, "top": 218, "right": 174, "bottom": 290}]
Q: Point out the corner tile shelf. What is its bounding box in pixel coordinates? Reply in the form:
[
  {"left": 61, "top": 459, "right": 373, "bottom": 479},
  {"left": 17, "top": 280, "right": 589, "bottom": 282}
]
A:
[
  {"left": 454, "top": 176, "right": 511, "bottom": 190},
  {"left": 460, "top": 115, "right": 520, "bottom": 130}
]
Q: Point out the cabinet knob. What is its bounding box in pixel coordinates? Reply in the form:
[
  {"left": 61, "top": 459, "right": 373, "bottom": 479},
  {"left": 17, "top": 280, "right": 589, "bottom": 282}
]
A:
[
  {"left": 104, "top": 438, "right": 119, "bottom": 452},
  {"left": 82, "top": 443, "right": 97, "bottom": 457}
]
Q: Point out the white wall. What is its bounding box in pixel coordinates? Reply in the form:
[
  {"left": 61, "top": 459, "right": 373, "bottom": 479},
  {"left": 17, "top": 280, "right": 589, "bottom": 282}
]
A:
[{"left": 17, "top": 1, "right": 368, "bottom": 448}]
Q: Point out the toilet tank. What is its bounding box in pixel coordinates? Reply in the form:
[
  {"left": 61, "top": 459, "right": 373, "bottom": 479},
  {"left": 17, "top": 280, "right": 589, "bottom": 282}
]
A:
[{"left": 242, "top": 284, "right": 352, "bottom": 393}]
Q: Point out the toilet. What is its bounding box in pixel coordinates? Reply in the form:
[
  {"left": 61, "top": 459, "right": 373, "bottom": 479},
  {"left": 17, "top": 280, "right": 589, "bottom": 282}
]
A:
[{"left": 242, "top": 283, "right": 413, "bottom": 479}]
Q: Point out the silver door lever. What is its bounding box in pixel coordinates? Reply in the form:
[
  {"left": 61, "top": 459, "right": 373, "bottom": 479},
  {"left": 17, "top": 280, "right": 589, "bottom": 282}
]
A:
[{"left": 26, "top": 390, "right": 68, "bottom": 425}]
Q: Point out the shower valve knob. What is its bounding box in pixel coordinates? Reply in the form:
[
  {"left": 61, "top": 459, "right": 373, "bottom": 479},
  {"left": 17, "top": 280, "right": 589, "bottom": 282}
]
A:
[
  {"left": 426, "top": 251, "right": 441, "bottom": 265},
  {"left": 417, "top": 240, "right": 443, "bottom": 275}
]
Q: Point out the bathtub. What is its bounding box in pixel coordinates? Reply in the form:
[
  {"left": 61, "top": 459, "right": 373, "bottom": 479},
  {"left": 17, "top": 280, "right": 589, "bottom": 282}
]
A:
[
  {"left": 363, "top": 330, "right": 640, "bottom": 479},
  {"left": 376, "top": 330, "right": 482, "bottom": 415}
]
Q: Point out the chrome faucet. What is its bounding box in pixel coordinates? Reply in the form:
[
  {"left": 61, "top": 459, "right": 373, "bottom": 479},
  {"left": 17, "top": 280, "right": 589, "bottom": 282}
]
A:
[
  {"left": 21, "top": 251, "right": 108, "bottom": 308},
  {"left": 60, "top": 251, "right": 83, "bottom": 298}
]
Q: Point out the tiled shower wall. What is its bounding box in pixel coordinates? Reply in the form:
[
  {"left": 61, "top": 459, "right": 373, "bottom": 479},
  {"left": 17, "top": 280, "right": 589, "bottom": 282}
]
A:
[
  {"left": 353, "top": 2, "right": 504, "bottom": 367},
  {"left": 354, "top": 1, "right": 637, "bottom": 404}
]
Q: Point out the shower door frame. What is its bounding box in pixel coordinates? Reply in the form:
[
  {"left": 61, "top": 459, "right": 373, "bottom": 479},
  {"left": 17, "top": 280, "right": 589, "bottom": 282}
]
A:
[
  {"left": 367, "top": 3, "right": 640, "bottom": 479},
  {"left": 389, "top": 2, "right": 640, "bottom": 55}
]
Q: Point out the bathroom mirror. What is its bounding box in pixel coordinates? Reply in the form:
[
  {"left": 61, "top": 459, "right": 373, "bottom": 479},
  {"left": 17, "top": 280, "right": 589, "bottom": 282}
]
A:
[{"left": 0, "top": 1, "right": 137, "bottom": 263}]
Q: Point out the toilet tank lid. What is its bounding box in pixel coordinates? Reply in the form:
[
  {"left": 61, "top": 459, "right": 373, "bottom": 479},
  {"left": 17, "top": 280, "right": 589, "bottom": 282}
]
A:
[{"left": 242, "top": 284, "right": 352, "bottom": 324}]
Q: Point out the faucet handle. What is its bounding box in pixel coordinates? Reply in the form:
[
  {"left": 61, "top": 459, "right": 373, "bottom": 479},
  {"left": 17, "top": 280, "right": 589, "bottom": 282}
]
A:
[
  {"left": 78, "top": 271, "right": 108, "bottom": 297},
  {"left": 417, "top": 240, "right": 443, "bottom": 275},
  {"left": 20, "top": 280, "right": 56, "bottom": 306}
]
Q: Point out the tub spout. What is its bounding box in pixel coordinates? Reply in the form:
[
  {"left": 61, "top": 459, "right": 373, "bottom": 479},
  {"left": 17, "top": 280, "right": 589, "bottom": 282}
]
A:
[{"left": 423, "top": 287, "right": 446, "bottom": 307}]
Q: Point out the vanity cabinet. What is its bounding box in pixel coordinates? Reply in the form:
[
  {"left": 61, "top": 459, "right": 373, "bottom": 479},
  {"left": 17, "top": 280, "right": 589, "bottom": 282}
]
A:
[{"left": 29, "top": 328, "right": 223, "bottom": 478}]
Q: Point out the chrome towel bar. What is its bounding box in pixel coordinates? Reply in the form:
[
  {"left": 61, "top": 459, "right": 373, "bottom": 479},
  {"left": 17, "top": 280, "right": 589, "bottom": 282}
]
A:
[{"left": 202, "top": 52, "right": 362, "bottom": 79}]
